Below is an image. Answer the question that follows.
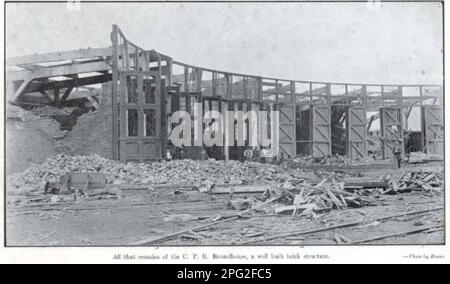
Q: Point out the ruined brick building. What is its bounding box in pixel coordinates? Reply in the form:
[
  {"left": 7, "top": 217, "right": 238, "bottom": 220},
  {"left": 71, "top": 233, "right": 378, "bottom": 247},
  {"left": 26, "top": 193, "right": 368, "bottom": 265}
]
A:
[{"left": 6, "top": 25, "right": 444, "bottom": 173}]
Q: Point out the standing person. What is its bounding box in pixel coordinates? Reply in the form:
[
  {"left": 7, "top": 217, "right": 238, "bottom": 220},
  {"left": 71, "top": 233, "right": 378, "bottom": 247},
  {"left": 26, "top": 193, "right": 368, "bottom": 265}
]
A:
[{"left": 393, "top": 141, "right": 402, "bottom": 169}]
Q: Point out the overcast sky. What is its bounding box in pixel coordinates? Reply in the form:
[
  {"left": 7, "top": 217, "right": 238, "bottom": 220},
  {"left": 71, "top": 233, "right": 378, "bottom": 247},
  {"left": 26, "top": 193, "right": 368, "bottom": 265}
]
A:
[{"left": 6, "top": 2, "right": 443, "bottom": 86}]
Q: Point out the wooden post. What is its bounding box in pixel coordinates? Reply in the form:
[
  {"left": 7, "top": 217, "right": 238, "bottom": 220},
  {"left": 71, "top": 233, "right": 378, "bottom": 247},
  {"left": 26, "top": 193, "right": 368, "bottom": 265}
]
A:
[
  {"left": 223, "top": 100, "right": 230, "bottom": 163},
  {"left": 326, "top": 83, "right": 331, "bottom": 105},
  {"left": 362, "top": 85, "right": 368, "bottom": 105},
  {"left": 167, "top": 59, "right": 173, "bottom": 86},
  {"left": 275, "top": 80, "right": 279, "bottom": 103},
  {"left": 212, "top": 72, "right": 217, "bottom": 97},
  {"left": 257, "top": 77, "right": 262, "bottom": 101},
  {"left": 184, "top": 66, "right": 189, "bottom": 93},
  {"left": 160, "top": 79, "right": 167, "bottom": 161},
  {"left": 226, "top": 73, "right": 231, "bottom": 99},
  {"left": 61, "top": 87, "right": 74, "bottom": 102},
  {"left": 243, "top": 77, "right": 248, "bottom": 99},
  {"left": 53, "top": 87, "right": 60, "bottom": 104},
  {"left": 111, "top": 25, "right": 119, "bottom": 161},
  {"left": 419, "top": 85, "right": 424, "bottom": 151},
  {"left": 290, "top": 81, "right": 295, "bottom": 104},
  {"left": 196, "top": 68, "right": 202, "bottom": 93},
  {"left": 6, "top": 81, "right": 15, "bottom": 102}
]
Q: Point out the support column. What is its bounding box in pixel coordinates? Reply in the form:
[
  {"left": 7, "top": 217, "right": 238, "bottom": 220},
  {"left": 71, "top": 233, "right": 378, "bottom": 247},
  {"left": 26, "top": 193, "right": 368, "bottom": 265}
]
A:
[{"left": 111, "top": 24, "right": 119, "bottom": 160}]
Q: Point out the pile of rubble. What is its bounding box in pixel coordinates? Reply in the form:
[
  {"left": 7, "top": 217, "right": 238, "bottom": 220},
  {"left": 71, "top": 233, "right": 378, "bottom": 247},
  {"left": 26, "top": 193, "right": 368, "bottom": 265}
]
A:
[
  {"left": 7, "top": 105, "right": 69, "bottom": 140},
  {"left": 291, "top": 155, "right": 349, "bottom": 167},
  {"left": 30, "top": 105, "right": 74, "bottom": 117},
  {"left": 211, "top": 169, "right": 443, "bottom": 217},
  {"left": 408, "top": 152, "right": 444, "bottom": 164},
  {"left": 6, "top": 154, "right": 295, "bottom": 195},
  {"left": 388, "top": 169, "right": 444, "bottom": 196},
  {"left": 290, "top": 154, "right": 385, "bottom": 168},
  {"left": 7, "top": 154, "right": 444, "bottom": 216},
  {"left": 225, "top": 176, "right": 386, "bottom": 217}
]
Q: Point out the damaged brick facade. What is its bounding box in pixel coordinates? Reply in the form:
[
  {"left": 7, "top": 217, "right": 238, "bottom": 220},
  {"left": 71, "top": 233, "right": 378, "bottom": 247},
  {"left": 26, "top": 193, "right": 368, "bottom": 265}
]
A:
[{"left": 62, "top": 82, "right": 114, "bottom": 159}]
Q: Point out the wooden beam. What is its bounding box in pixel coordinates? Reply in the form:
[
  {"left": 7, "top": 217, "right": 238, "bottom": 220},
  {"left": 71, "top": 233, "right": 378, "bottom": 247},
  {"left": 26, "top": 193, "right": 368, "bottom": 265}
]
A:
[
  {"left": 226, "top": 73, "right": 231, "bottom": 99},
  {"left": 240, "top": 207, "right": 443, "bottom": 245},
  {"left": 290, "top": 81, "right": 296, "bottom": 103},
  {"left": 261, "top": 81, "right": 281, "bottom": 87},
  {"left": 53, "top": 87, "right": 60, "bottom": 102},
  {"left": 7, "top": 47, "right": 112, "bottom": 66},
  {"left": 196, "top": 68, "right": 203, "bottom": 93},
  {"left": 111, "top": 25, "right": 120, "bottom": 161},
  {"left": 39, "top": 90, "right": 53, "bottom": 102},
  {"left": 184, "top": 66, "right": 189, "bottom": 93},
  {"left": 86, "top": 96, "right": 100, "bottom": 110},
  {"left": 60, "top": 87, "right": 74, "bottom": 102},
  {"left": 257, "top": 77, "right": 263, "bottom": 101},
  {"left": 8, "top": 61, "right": 111, "bottom": 82},
  {"left": 24, "top": 73, "right": 112, "bottom": 93},
  {"left": 13, "top": 79, "right": 31, "bottom": 100},
  {"left": 171, "top": 61, "right": 442, "bottom": 89}
]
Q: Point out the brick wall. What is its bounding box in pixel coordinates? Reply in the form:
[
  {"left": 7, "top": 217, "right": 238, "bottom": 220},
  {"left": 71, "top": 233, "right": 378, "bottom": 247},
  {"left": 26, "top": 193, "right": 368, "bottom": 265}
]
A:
[
  {"left": 62, "top": 82, "right": 114, "bottom": 159},
  {"left": 6, "top": 120, "right": 71, "bottom": 175}
]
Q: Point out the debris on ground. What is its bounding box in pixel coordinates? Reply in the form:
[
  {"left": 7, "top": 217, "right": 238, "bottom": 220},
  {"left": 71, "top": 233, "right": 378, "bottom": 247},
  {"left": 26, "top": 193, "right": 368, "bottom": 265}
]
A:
[
  {"left": 387, "top": 169, "right": 444, "bottom": 196},
  {"left": 7, "top": 105, "right": 69, "bottom": 140},
  {"left": 6, "top": 154, "right": 301, "bottom": 196},
  {"left": 223, "top": 178, "right": 384, "bottom": 217},
  {"left": 10, "top": 171, "right": 123, "bottom": 206},
  {"left": 408, "top": 152, "right": 444, "bottom": 164},
  {"left": 6, "top": 153, "right": 444, "bottom": 246},
  {"left": 291, "top": 155, "right": 348, "bottom": 167},
  {"left": 8, "top": 153, "right": 443, "bottom": 213}
]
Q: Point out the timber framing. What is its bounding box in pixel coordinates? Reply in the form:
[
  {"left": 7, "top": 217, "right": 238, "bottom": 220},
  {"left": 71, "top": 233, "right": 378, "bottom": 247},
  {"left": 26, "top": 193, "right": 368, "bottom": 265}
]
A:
[
  {"left": 5, "top": 24, "right": 444, "bottom": 161},
  {"left": 7, "top": 38, "right": 442, "bottom": 110}
]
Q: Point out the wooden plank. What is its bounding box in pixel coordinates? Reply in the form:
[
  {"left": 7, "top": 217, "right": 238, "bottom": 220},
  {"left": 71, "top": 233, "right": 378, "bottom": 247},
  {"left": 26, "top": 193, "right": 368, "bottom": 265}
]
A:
[
  {"left": 351, "top": 225, "right": 443, "bottom": 244},
  {"left": 39, "top": 90, "right": 53, "bottom": 102},
  {"left": 112, "top": 25, "right": 119, "bottom": 161},
  {"left": 13, "top": 78, "right": 31, "bottom": 99},
  {"left": 7, "top": 47, "right": 112, "bottom": 66},
  {"left": 69, "top": 173, "right": 107, "bottom": 189},
  {"left": 8, "top": 61, "right": 111, "bottom": 82},
  {"left": 25, "top": 74, "right": 112, "bottom": 93},
  {"left": 60, "top": 87, "right": 74, "bottom": 101},
  {"left": 130, "top": 216, "right": 239, "bottom": 245},
  {"left": 210, "top": 184, "right": 271, "bottom": 194},
  {"left": 86, "top": 96, "right": 100, "bottom": 109},
  {"left": 240, "top": 207, "right": 443, "bottom": 245}
]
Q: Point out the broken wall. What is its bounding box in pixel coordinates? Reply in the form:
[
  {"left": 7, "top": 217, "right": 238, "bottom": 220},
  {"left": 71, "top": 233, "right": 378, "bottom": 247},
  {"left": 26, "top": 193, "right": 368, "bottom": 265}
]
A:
[
  {"left": 62, "top": 83, "right": 113, "bottom": 159},
  {"left": 5, "top": 107, "right": 71, "bottom": 175}
]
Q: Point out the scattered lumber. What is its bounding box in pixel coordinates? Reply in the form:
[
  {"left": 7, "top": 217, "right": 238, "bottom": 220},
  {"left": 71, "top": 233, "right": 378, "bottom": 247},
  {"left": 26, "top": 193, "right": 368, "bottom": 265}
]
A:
[
  {"left": 119, "top": 184, "right": 197, "bottom": 191},
  {"left": 343, "top": 176, "right": 389, "bottom": 189},
  {"left": 240, "top": 207, "right": 444, "bottom": 245},
  {"left": 392, "top": 169, "right": 444, "bottom": 195},
  {"left": 211, "top": 184, "right": 272, "bottom": 194},
  {"left": 350, "top": 225, "right": 444, "bottom": 244},
  {"left": 7, "top": 154, "right": 298, "bottom": 195},
  {"left": 130, "top": 216, "right": 240, "bottom": 246},
  {"left": 408, "top": 152, "right": 443, "bottom": 164},
  {"left": 34, "top": 230, "right": 58, "bottom": 245},
  {"left": 236, "top": 178, "right": 384, "bottom": 216}
]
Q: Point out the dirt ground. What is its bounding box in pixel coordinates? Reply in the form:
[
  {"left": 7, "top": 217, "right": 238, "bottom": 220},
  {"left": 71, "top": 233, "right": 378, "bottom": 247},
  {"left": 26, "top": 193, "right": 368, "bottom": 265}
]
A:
[{"left": 6, "top": 162, "right": 444, "bottom": 246}]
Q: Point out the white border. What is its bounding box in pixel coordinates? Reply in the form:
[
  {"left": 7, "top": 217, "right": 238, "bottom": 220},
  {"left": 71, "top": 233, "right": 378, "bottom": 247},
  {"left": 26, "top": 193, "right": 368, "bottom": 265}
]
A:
[{"left": 0, "top": 0, "right": 448, "bottom": 264}]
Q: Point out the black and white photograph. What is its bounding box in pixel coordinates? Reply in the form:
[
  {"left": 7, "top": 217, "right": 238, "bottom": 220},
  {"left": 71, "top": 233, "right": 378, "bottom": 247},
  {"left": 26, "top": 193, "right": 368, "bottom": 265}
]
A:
[{"left": 0, "top": 0, "right": 447, "bottom": 264}]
